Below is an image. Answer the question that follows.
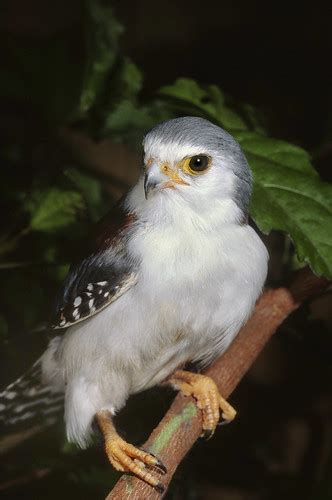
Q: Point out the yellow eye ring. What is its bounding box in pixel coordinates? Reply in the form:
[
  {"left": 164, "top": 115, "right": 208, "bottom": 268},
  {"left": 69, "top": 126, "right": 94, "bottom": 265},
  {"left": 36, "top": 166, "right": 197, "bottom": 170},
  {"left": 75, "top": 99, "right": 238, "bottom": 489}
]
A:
[{"left": 179, "top": 155, "right": 211, "bottom": 175}]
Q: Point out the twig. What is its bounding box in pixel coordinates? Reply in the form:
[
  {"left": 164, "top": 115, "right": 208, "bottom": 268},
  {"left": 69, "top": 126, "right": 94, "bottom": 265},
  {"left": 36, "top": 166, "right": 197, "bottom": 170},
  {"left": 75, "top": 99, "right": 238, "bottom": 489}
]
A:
[{"left": 108, "top": 267, "right": 329, "bottom": 499}]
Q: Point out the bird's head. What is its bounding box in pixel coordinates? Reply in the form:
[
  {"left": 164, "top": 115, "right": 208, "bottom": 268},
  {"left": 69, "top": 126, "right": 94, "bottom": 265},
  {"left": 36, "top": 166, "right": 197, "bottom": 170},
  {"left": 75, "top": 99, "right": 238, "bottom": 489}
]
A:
[{"left": 140, "top": 117, "right": 252, "bottom": 224}]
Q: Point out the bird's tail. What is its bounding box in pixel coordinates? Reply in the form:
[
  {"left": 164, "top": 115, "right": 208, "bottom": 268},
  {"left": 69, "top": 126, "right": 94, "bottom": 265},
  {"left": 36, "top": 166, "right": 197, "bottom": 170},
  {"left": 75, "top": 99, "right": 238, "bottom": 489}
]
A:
[{"left": 0, "top": 360, "right": 63, "bottom": 453}]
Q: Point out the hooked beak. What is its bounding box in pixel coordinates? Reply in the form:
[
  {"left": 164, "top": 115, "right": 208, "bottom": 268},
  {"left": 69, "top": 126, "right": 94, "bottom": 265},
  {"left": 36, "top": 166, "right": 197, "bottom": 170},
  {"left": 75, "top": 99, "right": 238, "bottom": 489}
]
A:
[{"left": 144, "top": 163, "right": 168, "bottom": 199}]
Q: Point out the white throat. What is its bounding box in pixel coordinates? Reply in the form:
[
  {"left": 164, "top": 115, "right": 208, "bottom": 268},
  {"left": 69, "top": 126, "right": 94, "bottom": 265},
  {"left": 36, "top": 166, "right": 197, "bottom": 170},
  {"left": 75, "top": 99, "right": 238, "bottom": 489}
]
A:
[{"left": 126, "top": 176, "right": 245, "bottom": 230}]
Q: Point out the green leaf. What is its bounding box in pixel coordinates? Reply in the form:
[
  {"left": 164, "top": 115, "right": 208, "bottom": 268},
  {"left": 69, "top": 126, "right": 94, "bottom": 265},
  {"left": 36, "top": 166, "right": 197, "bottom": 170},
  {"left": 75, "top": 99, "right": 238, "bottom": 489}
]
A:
[
  {"left": 236, "top": 132, "right": 316, "bottom": 177},
  {"left": 235, "top": 131, "right": 332, "bottom": 278},
  {"left": 100, "top": 97, "right": 172, "bottom": 143},
  {"left": 26, "top": 189, "right": 85, "bottom": 233},
  {"left": 65, "top": 167, "right": 105, "bottom": 221},
  {"left": 90, "top": 58, "right": 167, "bottom": 142},
  {"left": 78, "top": 0, "right": 123, "bottom": 116},
  {"left": 103, "top": 100, "right": 153, "bottom": 136},
  {"left": 159, "top": 78, "right": 248, "bottom": 131},
  {"left": 110, "top": 58, "right": 143, "bottom": 101}
]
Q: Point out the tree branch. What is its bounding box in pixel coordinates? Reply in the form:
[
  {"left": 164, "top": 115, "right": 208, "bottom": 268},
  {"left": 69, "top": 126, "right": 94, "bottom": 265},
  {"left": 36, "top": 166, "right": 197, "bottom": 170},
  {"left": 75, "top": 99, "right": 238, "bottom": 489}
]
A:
[{"left": 108, "top": 268, "right": 329, "bottom": 499}]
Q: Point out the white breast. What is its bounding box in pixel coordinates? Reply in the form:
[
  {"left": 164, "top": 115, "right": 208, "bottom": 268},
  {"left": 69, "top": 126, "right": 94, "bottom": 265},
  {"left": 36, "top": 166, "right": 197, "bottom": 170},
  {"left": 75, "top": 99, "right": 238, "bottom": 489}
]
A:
[
  {"left": 128, "top": 210, "right": 268, "bottom": 371},
  {"left": 42, "top": 186, "right": 268, "bottom": 448}
]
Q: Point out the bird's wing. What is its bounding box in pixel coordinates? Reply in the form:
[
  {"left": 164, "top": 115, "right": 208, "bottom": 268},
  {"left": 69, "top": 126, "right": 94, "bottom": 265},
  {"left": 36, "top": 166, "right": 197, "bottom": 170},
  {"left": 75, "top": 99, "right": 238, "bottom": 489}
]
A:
[{"left": 51, "top": 199, "right": 138, "bottom": 330}]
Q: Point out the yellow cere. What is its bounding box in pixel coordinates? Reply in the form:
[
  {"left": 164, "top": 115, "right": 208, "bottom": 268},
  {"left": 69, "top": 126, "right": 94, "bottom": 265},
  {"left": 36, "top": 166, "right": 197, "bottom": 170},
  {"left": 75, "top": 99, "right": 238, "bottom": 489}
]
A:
[{"left": 159, "top": 162, "right": 189, "bottom": 186}]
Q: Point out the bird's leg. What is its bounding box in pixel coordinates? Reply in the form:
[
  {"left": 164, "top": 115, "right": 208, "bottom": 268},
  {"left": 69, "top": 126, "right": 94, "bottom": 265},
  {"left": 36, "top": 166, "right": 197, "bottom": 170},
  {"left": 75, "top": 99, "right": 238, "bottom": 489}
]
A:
[
  {"left": 95, "top": 409, "right": 166, "bottom": 492},
  {"left": 167, "top": 370, "right": 236, "bottom": 437}
]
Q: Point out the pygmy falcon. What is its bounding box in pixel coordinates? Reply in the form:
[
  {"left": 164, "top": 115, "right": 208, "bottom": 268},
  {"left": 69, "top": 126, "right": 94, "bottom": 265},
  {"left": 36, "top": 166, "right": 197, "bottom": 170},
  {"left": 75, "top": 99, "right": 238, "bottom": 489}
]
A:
[{"left": 1, "top": 117, "right": 268, "bottom": 492}]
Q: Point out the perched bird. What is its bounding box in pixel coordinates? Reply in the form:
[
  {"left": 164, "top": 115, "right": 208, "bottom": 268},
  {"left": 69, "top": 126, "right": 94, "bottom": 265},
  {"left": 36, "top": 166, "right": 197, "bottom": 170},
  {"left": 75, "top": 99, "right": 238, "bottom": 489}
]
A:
[{"left": 1, "top": 117, "right": 268, "bottom": 491}]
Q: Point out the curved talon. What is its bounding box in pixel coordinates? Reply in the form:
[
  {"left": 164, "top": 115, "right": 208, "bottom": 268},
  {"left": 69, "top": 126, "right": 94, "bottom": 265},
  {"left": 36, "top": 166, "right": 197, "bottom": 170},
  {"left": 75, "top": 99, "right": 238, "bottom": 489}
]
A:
[
  {"left": 154, "top": 482, "right": 165, "bottom": 494},
  {"left": 142, "top": 449, "right": 167, "bottom": 474},
  {"left": 218, "top": 419, "right": 231, "bottom": 427},
  {"left": 202, "top": 428, "right": 214, "bottom": 440},
  {"left": 152, "top": 458, "right": 167, "bottom": 475},
  {"left": 219, "top": 396, "right": 237, "bottom": 423}
]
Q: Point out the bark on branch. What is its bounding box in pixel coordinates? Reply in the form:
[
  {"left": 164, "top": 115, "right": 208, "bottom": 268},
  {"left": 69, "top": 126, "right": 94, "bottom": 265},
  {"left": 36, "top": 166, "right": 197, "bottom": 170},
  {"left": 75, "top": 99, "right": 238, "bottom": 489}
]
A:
[{"left": 108, "top": 268, "right": 329, "bottom": 499}]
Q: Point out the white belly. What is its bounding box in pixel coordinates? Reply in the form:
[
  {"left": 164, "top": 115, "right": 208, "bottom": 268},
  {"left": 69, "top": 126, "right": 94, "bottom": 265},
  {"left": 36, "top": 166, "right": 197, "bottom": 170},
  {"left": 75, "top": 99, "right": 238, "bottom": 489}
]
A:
[{"left": 42, "top": 221, "right": 268, "bottom": 447}]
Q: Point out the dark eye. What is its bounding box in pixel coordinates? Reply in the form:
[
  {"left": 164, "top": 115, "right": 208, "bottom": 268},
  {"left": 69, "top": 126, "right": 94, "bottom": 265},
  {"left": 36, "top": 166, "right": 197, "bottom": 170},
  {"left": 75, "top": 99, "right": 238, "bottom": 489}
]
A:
[{"left": 188, "top": 155, "right": 210, "bottom": 172}]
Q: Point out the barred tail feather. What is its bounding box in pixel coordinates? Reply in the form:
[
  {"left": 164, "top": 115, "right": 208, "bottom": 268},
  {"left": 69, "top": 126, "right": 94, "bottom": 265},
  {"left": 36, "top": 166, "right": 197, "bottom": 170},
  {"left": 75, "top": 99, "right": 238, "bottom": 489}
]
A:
[{"left": 0, "top": 360, "right": 64, "bottom": 446}]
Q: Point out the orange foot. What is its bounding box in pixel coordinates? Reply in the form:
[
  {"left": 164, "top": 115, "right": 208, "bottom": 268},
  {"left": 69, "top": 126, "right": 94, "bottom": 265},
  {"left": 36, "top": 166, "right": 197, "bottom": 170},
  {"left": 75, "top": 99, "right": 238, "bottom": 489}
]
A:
[
  {"left": 167, "top": 370, "right": 236, "bottom": 438},
  {"left": 96, "top": 410, "right": 166, "bottom": 492}
]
